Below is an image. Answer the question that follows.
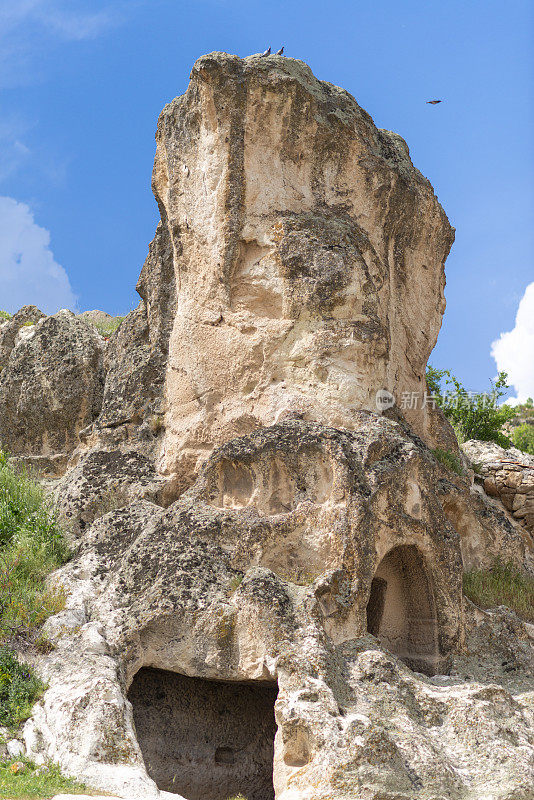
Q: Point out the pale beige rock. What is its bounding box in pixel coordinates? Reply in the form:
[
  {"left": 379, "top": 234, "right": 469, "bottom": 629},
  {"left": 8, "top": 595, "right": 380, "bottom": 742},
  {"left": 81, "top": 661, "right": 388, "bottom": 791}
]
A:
[
  {"left": 0, "top": 310, "right": 105, "bottom": 469},
  {"left": 14, "top": 53, "right": 534, "bottom": 800},
  {"left": 24, "top": 417, "right": 534, "bottom": 800},
  {"left": 152, "top": 52, "right": 455, "bottom": 489}
]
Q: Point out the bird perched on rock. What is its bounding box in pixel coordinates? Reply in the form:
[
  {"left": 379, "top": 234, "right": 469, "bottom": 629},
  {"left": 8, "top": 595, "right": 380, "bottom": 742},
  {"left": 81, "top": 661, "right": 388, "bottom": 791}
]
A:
[
  {"left": 275, "top": 46, "right": 284, "bottom": 55},
  {"left": 259, "top": 46, "right": 271, "bottom": 57},
  {"left": 426, "top": 99, "right": 443, "bottom": 104}
]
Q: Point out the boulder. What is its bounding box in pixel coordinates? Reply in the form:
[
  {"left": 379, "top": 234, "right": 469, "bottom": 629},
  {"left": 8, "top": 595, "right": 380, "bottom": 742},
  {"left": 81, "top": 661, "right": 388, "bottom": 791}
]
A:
[
  {"left": 0, "top": 304, "right": 45, "bottom": 369},
  {"left": 462, "top": 439, "right": 534, "bottom": 546},
  {"left": 0, "top": 310, "right": 105, "bottom": 467}
]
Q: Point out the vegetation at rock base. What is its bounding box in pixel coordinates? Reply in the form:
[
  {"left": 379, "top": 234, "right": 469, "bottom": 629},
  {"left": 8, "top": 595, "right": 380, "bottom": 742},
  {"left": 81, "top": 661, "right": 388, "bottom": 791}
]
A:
[
  {"left": 426, "top": 367, "right": 515, "bottom": 446},
  {"left": 0, "top": 647, "right": 43, "bottom": 728},
  {"left": 431, "top": 448, "right": 465, "bottom": 476},
  {"left": 0, "top": 757, "right": 90, "bottom": 798},
  {"left": 0, "top": 449, "right": 69, "bottom": 646},
  {"left": 463, "top": 560, "right": 534, "bottom": 623},
  {"left": 0, "top": 310, "right": 11, "bottom": 321},
  {"left": 512, "top": 423, "right": 534, "bottom": 456}
]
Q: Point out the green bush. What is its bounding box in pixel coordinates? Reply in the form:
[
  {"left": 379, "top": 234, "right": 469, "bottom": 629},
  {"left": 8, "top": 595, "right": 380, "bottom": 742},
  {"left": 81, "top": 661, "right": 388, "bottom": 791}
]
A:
[
  {"left": 0, "top": 310, "right": 11, "bottom": 321},
  {"left": 426, "top": 368, "right": 515, "bottom": 446},
  {"left": 0, "top": 449, "right": 69, "bottom": 644},
  {"left": 512, "top": 423, "right": 534, "bottom": 455},
  {"left": 0, "top": 647, "right": 43, "bottom": 728},
  {"left": 463, "top": 560, "right": 534, "bottom": 623}
]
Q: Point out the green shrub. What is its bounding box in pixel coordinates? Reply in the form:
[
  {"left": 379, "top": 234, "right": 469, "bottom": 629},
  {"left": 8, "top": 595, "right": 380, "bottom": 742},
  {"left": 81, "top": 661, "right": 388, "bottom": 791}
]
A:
[
  {"left": 0, "top": 647, "right": 43, "bottom": 727},
  {"left": 512, "top": 423, "right": 534, "bottom": 456},
  {"left": 426, "top": 368, "right": 515, "bottom": 446},
  {"left": 431, "top": 448, "right": 464, "bottom": 476},
  {"left": 0, "top": 310, "right": 11, "bottom": 321},
  {"left": 463, "top": 561, "right": 534, "bottom": 623},
  {"left": 0, "top": 757, "right": 89, "bottom": 797},
  {"left": 0, "top": 449, "right": 69, "bottom": 644}
]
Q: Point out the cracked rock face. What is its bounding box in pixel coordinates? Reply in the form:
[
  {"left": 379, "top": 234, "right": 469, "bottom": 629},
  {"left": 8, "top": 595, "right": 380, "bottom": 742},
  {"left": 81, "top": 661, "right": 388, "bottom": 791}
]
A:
[
  {"left": 154, "top": 52, "right": 455, "bottom": 487},
  {"left": 25, "top": 417, "right": 534, "bottom": 800},
  {"left": 0, "top": 310, "right": 105, "bottom": 469}
]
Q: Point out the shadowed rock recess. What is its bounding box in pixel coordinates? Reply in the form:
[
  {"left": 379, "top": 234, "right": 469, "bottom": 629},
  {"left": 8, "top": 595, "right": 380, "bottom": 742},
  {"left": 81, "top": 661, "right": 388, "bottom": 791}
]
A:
[{"left": 3, "top": 52, "right": 533, "bottom": 800}]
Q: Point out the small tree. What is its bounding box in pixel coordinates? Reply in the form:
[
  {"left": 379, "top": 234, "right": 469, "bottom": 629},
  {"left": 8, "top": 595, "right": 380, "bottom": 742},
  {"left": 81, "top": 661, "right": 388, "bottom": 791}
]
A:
[{"left": 426, "top": 368, "right": 515, "bottom": 446}]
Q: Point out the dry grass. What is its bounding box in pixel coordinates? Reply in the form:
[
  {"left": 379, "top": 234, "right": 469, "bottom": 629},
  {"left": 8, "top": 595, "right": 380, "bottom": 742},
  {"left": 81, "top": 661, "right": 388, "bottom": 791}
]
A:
[{"left": 463, "top": 560, "right": 534, "bottom": 623}]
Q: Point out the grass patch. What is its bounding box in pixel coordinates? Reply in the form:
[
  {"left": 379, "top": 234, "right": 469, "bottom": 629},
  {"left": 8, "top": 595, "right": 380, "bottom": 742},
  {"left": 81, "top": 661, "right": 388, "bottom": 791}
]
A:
[
  {"left": 0, "top": 757, "right": 90, "bottom": 798},
  {"left": 0, "top": 450, "right": 70, "bottom": 731},
  {"left": 0, "top": 449, "right": 70, "bottom": 645},
  {"left": 0, "top": 310, "right": 11, "bottom": 321},
  {"left": 92, "top": 317, "right": 124, "bottom": 338},
  {"left": 0, "top": 453, "right": 69, "bottom": 644},
  {"left": 431, "top": 448, "right": 465, "bottom": 476},
  {"left": 463, "top": 560, "right": 534, "bottom": 623},
  {"left": 0, "top": 647, "right": 44, "bottom": 728}
]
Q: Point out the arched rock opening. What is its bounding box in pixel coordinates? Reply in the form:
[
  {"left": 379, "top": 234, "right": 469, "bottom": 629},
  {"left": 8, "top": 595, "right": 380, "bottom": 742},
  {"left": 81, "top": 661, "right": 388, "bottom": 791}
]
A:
[
  {"left": 366, "top": 545, "right": 439, "bottom": 675},
  {"left": 128, "top": 667, "right": 278, "bottom": 800}
]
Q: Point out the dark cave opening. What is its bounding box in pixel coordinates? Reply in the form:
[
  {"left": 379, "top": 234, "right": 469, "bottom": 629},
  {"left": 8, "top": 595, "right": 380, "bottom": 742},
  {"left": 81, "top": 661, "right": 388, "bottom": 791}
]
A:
[{"left": 128, "top": 667, "right": 278, "bottom": 800}]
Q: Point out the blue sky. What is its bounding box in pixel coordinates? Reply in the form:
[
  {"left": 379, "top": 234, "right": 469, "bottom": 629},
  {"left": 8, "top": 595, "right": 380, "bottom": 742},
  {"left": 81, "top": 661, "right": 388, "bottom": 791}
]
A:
[{"left": 0, "top": 0, "right": 532, "bottom": 398}]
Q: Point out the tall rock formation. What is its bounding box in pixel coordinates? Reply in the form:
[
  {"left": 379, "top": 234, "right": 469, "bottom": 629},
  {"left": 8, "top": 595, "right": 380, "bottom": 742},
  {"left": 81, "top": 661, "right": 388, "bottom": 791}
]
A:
[
  {"left": 152, "top": 53, "right": 456, "bottom": 488},
  {"left": 3, "top": 53, "right": 532, "bottom": 800}
]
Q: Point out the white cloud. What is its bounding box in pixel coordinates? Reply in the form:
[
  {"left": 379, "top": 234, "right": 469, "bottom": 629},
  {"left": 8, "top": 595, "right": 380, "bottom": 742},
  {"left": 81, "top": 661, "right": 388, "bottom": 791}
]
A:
[
  {"left": 0, "top": 195, "right": 77, "bottom": 315},
  {"left": 491, "top": 282, "right": 534, "bottom": 404}
]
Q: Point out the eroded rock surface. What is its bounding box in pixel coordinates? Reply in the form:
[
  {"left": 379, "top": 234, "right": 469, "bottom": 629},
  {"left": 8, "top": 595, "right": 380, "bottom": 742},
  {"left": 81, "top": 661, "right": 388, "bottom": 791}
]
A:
[
  {"left": 9, "top": 52, "right": 534, "bottom": 800},
  {"left": 152, "top": 52, "right": 455, "bottom": 488},
  {"left": 0, "top": 310, "right": 105, "bottom": 470},
  {"left": 24, "top": 416, "right": 534, "bottom": 799}
]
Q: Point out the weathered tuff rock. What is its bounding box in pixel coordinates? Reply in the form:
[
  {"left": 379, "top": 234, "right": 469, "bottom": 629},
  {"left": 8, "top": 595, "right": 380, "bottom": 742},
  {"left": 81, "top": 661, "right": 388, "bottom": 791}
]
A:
[
  {"left": 153, "top": 52, "right": 456, "bottom": 487},
  {"left": 25, "top": 416, "right": 534, "bottom": 799},
  {"left": 11, "top": 52, "right": 534, "bottom": 800},
  {"left": 0, "top": 310, "right": 105, "bottom": 470},
  {"left": 0, "top": 304, "right": 46, "bottom": 368}
]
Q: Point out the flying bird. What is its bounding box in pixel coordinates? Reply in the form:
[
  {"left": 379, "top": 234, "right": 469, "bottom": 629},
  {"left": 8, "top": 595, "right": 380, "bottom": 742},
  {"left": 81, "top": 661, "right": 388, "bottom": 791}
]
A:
[
  {"left": 426, "top": 99, "right": 443, "bottom": 104},
  {"left": 275, "top": 46, "right": 284, "bottom": 55},
  {"left": 259, "top": 47, "right": 271, "bottom": 57}
]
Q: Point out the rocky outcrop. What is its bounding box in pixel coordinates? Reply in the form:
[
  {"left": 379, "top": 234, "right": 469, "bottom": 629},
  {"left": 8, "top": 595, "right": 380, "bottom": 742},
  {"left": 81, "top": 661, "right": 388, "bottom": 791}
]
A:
[
  {"left": 463, "top": 439, "right": 534, "bottom": 541},
  {"left": 90, "top": 222, "right": 176, "bottom": 450},
  {"left": 0, "top": 304, "right": 45, "bottom": 368},
  {"left": 152, "top": 52, "right": 455, "bottom": 489},
  {"left": 25, "top": 415, "right": 534, "bottom": 799},
  {"left": 5, "top": 52, "right": 533, "bottom": 800},
  {"left": 0, "top": 310, "right": 105, "bottom": 472}
]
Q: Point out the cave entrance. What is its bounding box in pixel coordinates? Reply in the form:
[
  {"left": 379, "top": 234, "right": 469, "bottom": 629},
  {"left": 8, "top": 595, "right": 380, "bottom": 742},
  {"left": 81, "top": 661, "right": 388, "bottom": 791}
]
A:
[
  {"left": 366, "top": 544, "right": 439, "bottom": 675},
  {"left": 128, "top": 667, "right": 278, "bottom": 800}
]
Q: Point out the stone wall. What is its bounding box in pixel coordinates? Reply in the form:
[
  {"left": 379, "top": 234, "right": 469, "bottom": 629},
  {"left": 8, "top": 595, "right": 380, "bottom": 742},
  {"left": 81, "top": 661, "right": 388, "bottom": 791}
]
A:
[{"left": 462, "top": 440, "right": 534, "bottom": 539}]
